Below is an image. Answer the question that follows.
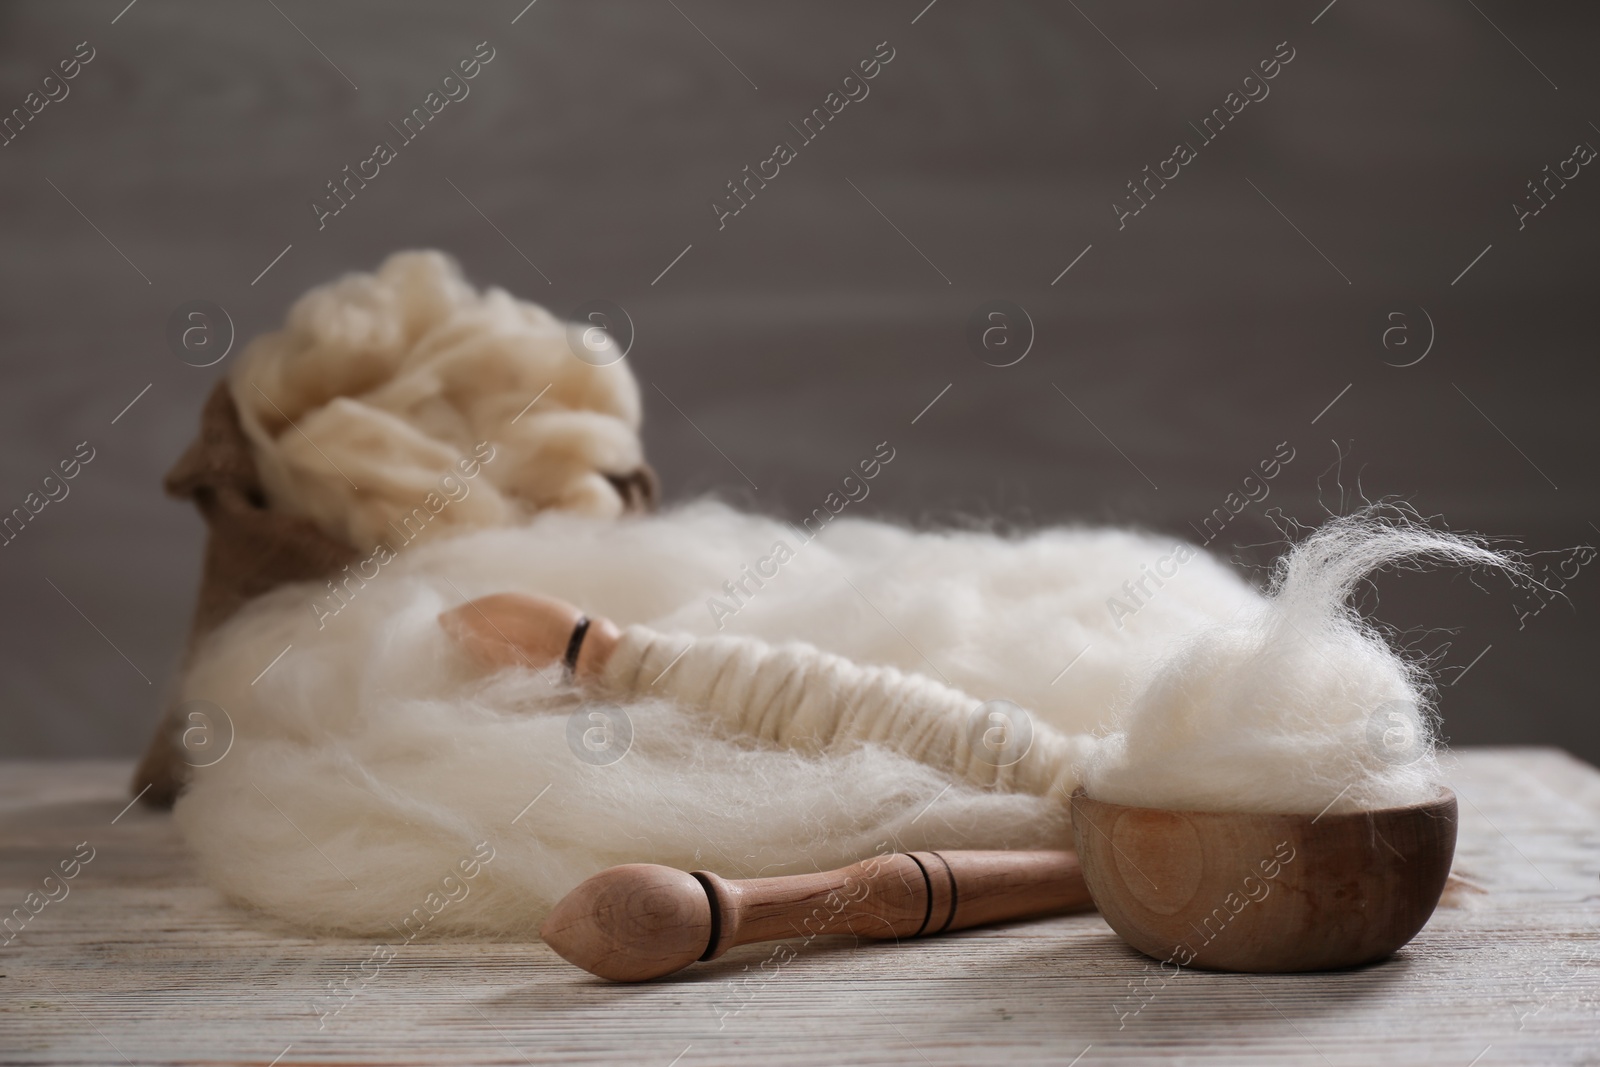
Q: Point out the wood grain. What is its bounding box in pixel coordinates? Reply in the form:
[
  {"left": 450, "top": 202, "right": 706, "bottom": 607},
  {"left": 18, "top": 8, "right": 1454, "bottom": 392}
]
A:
[
  {"left": 540, "top": 862, "right": 715, "bottom": 984},
  {"left": 542, "top": 851, "right": 1090, "bottom": 981},
  {"left": 704, "top": 849, "right": 1091, "bottom": 956},
  {"left": 2, "top": 749, "right": 1598, "bottom": 1065},
  {"left": 700, "top": 853, "right": 931, "bottom": 956},
  {"left": 1071, "top": 790, "right": 1457, "bottom": 972}
]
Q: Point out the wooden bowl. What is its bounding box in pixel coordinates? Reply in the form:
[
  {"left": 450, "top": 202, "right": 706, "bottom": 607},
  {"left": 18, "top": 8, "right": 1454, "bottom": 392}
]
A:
[{"left": 1069, "top": 787, "right": 1457, "bottom": 972}]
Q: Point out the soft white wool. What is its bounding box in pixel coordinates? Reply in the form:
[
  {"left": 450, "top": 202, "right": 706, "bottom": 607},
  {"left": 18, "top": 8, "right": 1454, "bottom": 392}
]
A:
[
  {"left": 1081, "top": 507, "right": 1518, "bottom": 815},
  {"left": 173, "top": 503, "right": 1258, "bottom": 935},
  {"left": 228, "top": 251, "right": 646, "bottom": 550},
  {"left": 176, "top": 256, "right": 1503, "bottom": 938}
]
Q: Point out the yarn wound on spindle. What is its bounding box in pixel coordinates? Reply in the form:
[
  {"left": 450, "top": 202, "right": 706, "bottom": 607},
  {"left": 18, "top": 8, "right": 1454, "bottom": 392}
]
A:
[{"left": 600, "top": 628, "right": 1095, "bottom": 799}]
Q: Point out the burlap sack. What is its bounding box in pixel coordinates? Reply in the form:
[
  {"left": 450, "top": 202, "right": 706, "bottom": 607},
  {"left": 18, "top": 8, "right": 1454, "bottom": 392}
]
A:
[
  {"left": 133, "top": 381, "right": 658, "bottom": 807},
  {"left": 131, "top": 382, "right": 359, "bottom": 807}
]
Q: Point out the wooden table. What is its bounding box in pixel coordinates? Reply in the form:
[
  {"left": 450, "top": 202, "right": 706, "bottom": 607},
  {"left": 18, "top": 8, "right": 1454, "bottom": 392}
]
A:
[{"left": 3, "top": 750, "right": 1596, "bottom": 1065}]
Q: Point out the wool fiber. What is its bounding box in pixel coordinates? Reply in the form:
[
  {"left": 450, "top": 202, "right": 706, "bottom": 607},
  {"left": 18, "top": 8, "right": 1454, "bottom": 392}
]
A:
[
  {"left": 174, "top": 503, "right": 1256, "bottom": 935},
  {"left": 228, "top": 250, "right": 647, "bottom": 551},
  {"left": 174, "top": 254, "right": 1507, "bottom": 938},
  {"left": 1081, "top": 507, "right": 1518, "bottom": 815}
]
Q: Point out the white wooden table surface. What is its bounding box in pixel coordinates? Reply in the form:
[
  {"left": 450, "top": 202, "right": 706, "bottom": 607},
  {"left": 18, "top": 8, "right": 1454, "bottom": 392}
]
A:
[{"left": 2, "top": 749, "right": 1596, "bottom": 1066}]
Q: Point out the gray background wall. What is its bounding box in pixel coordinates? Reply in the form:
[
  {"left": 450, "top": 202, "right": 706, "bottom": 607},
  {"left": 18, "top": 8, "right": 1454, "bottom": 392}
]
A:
[{"left": 1, "top": 1, "right": 1595, "bottom": 764}]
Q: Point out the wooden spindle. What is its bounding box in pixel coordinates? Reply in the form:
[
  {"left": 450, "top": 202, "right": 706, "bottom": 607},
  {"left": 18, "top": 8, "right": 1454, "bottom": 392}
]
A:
[{"left": 541, "top": 849, "right": 1092, "bottom": 981}]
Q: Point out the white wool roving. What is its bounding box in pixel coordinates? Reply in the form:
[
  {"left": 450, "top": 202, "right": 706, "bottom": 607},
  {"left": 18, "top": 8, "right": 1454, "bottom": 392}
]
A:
[
  {"left": 174, "top": 254, "right": 1508, "bottom": 940},
  {"left": 1081, "top": 507, "right": 1519, "bottom": 816},
  {"left": 172, "top": 502, "right": 1258, "bottom": 936},
  {"left": 229, "top": 250, "right": 647, "bottom": 551}
]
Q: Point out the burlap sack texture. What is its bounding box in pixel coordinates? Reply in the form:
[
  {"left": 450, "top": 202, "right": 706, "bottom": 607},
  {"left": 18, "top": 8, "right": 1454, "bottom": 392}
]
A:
[{"left": 133, "top": 381, "right": 659, "bottom": 808}]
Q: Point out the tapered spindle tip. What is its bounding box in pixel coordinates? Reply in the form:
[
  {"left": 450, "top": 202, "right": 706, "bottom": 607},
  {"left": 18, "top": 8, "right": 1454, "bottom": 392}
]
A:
[{"left": 540, "top": 864, "right": 714, "bottom": 982}]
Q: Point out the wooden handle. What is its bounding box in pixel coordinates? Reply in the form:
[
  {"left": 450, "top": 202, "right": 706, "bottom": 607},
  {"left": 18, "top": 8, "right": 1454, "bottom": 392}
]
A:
[
  {"left": 440, "top": 592, "right": 620, "bottom": 680},
  {"left": 541, "top": 849, "right": 1092, "bottom": 981}
]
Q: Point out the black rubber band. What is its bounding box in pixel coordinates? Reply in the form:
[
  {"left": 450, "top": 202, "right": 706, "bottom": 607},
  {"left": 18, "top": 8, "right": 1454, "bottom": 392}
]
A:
[
  {"left": 905, "top": 852, "right": 936, "bottom": 938},
  {"left": 692, "top": 871, "right": 722, "bottom": 961},
  {"left": 564, "top": 616, "right": 591, "bottom": 672},
  {"left": 928, "top": 851, "right": 959, "bottom": 935}
]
